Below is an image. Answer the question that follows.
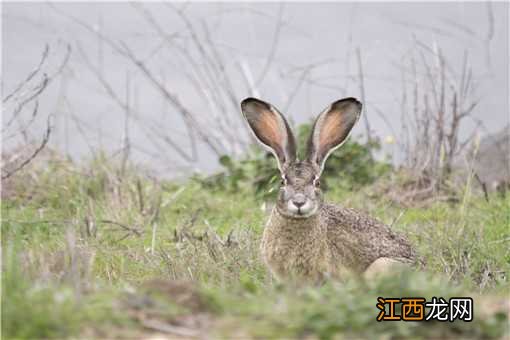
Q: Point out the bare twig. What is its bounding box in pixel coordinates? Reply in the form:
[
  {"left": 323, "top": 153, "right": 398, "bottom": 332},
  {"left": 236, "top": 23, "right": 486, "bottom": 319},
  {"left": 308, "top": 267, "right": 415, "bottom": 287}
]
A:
[
  {"left": 283, "top": 67, "right": 310, "bottom": 113},
  {"left": 2, "top": 114, "right": 53, "bottom": 180},
  {"left": 5, "top": 100, "right": 39, "bottom": 140},
  {"left": 98, "top": 219, "right": 142, "bottom": 237},
  {"left": 483, "top": 2, "right": 494, "bottom": 72},
  {"left": 3, "top": 44, "right": 49, "bottom": 103},
  {"left": 120, "top": 70, "right": 131, "bottom": 175},
  {"left": 254, "top": 3, "right": 284, "bottom": 87},
  {"left": 136, "top": 178, "right": 145, "bottom": 214},
  {"left": 4, "top": 74, "right": 49, "bottom": 131},
  {"left": 355, "top": 47, "right": 373, "bottom": 149},
  {"left": 397, "top": 36, "right": 482, "bottom": 192},
  {"left": 474, "top": 172, "right": 490, "bottom": 202},
  {"left": 118, "top": 41, "right": 224, "bottom": 156}
]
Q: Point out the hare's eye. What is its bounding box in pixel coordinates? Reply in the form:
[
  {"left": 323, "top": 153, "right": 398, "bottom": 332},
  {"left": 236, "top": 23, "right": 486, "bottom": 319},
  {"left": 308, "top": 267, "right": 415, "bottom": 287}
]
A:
[
  {"left": 313, "top": 177, "right": 321, "bottom": 187},
  {"left": 281, "top": 176, "right": 288, "bottom": 186}
]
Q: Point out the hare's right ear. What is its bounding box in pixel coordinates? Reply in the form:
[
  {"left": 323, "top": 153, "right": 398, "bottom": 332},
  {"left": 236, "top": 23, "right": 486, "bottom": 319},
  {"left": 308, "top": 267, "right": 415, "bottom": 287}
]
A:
[{"left": 241, "top": 98, "right": 297, "bottom": 171}]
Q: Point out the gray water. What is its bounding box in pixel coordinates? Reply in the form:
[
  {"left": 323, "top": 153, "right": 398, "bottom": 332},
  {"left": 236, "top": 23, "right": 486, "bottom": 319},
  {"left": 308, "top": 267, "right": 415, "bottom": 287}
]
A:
[{"left": 2, "top": 2, "right": 508, "bottom": 177}]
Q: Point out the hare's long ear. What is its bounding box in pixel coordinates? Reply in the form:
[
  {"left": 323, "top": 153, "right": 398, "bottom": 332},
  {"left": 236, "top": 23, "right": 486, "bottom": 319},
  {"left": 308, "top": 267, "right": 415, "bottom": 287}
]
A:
[
  {"left": 241, "top": 97, "right": 297, "bottom": 171},
  {"left": 306, "top": 97, "right": 362, "bottom": 173}
]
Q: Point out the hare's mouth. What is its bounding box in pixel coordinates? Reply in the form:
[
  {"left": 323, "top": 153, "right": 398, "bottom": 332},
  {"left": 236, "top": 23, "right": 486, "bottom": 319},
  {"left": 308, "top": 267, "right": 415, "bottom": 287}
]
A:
[{"left": 285, "top": 200, "right": 317, "bottom": 218}]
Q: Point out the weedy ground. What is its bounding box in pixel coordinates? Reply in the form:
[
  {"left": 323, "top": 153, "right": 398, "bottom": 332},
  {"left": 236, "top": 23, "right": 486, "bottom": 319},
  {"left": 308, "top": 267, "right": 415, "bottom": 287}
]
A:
[{"left": 1, "top": 154, "right": 509, "bottom": 339}]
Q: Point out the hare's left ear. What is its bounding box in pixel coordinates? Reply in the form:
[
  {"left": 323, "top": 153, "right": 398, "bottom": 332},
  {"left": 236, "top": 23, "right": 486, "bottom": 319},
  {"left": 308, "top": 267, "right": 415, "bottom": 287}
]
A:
[
  {"left": 306, "top": 98, "right": 362, "bottom": 173},
  {"left": 241, "top": 97, "right": 297, "bottom": 172}
]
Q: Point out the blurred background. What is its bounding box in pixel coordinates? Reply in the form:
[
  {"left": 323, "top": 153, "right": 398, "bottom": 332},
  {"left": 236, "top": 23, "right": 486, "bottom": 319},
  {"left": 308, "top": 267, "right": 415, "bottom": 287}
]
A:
[
  {"left": 3, "top": 4, "right": 510, "bottom": 338},
  {"left": 2, "top": 2, "right": 509, "bottom": 178}
]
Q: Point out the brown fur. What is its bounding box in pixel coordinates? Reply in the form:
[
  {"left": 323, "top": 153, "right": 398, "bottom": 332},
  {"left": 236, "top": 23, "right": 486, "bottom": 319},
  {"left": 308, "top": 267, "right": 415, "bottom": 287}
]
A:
[
  {"left": 241, "top": 97, "right": 417, "bottom": 282},
  {"left": 262, "top": 202, "right": 416, "bottom": 282}
]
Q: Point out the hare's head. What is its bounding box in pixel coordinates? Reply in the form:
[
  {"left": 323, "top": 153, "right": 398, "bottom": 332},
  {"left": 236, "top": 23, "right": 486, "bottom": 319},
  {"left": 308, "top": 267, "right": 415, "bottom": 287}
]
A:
[{"left": 241, "top": 97, "right": 362, "bottom": 219}]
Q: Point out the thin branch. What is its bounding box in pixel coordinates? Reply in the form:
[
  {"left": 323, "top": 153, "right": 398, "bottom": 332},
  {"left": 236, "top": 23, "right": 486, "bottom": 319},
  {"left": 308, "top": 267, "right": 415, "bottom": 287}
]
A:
[
  {"left": 98, "top": 219, "right": 142, "bottom": 237},
  {"left": 254, "top": 3, "right": 284, "bottom": 87},
  {"left": 355, "top": 47, "right": 373, "bottom": 148},
  {"left": 283, "top": 67, "right": 310, "bottom": 113},
  {"left": 2, "top": 44, "right": 49, "bottom": 103},
  {"left": 2, "top": 114, "right": 53, "bottom": 180},
  {"left": 5, "top": 100, "right": 39, "bottom": 140},
  {"left": 4, "top": 74, "right": 49, "bottom": 131},
  {"left": 118, "top": 41, "right": 224, "bottom": 156}
]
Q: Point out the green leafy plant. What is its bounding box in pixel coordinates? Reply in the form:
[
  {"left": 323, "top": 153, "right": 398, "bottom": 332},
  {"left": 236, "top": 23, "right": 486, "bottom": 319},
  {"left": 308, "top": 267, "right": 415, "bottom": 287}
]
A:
[
  {"left": 200, "top": 122, "right": 391, "bottom": 197},
  {"left": 196, "top": 146, "right": 278, "bottom": 197}
]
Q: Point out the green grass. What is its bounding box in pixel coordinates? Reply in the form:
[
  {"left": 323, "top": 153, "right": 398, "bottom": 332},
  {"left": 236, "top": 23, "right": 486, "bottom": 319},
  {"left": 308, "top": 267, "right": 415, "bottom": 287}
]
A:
[
  {"left": 207, "top": 272, "right": 508, "bottom": 339},
  {"left": 1, "top": 157, "right": 509, "bottom": 339}
]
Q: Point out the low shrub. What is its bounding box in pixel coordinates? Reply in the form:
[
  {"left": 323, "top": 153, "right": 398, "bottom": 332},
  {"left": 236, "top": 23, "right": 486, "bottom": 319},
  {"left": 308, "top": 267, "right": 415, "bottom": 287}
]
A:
[{"left": 199, "top": 122, "right": 391, "bottom": 198}]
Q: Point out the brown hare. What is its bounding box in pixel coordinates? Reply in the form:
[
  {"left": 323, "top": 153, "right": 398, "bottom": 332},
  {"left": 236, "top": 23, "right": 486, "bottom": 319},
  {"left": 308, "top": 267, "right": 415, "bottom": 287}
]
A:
[{"left": 241, "top": 97, "right": 416, "bottom": 282}]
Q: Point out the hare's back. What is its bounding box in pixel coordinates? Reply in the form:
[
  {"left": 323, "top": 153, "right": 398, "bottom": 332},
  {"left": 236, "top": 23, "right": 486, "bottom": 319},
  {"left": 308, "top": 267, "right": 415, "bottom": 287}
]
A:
[{"left": 320, "top": 203, "right": 416, "bottom": 268}]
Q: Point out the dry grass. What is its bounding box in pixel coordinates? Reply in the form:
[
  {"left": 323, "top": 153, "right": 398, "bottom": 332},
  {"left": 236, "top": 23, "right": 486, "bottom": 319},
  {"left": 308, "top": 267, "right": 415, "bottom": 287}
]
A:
[{"left": 2, "top": 153, "right": 509, "bottom": 339}]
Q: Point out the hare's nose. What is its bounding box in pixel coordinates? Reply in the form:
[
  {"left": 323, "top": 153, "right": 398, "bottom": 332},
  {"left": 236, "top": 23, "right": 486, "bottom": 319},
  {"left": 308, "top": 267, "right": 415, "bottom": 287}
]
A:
[
  {"left": 292, "top": 194, "right": 306, "bottom": 208},
  {"left": 293, "top": 201, "right": 305, "bottom": 208}
]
